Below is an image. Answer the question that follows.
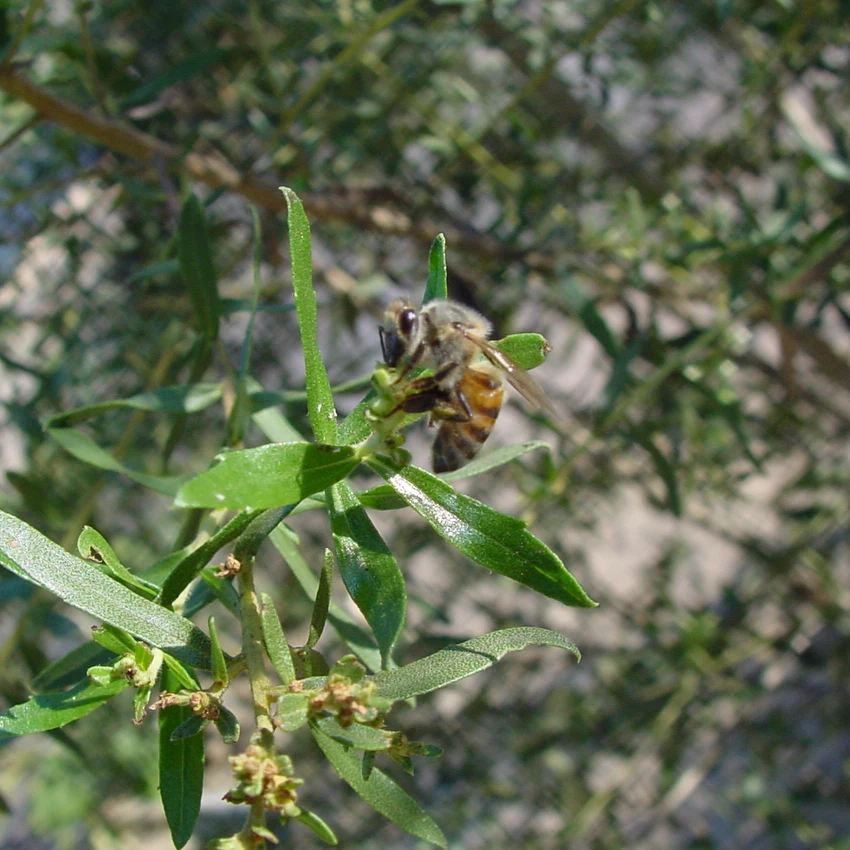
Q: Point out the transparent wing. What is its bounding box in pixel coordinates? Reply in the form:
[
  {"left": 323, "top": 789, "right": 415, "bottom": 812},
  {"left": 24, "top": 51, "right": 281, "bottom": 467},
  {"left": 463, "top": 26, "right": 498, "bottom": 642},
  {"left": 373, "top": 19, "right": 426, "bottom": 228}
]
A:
[{"left": 464, "top": 333, "right": 559, "bottom": 420}]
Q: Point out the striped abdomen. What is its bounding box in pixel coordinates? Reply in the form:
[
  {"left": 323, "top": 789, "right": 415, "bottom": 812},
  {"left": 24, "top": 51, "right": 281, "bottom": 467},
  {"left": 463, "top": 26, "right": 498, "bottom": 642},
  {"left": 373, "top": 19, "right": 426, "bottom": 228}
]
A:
[{"left": 432, "top": 365, "right": 505, "bottom": 473}]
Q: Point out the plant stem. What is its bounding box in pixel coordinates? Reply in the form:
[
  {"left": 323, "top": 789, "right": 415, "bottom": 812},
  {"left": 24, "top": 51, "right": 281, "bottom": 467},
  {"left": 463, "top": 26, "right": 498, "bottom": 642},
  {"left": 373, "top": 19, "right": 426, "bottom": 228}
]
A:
[{"left": 237, "top": 554, "right": 275, "bottom": 733}]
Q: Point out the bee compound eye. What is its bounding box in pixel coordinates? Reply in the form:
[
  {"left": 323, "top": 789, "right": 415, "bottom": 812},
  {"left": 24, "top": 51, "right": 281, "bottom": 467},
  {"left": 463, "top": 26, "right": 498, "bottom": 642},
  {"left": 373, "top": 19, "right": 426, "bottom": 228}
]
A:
[{"left": 399, "top": 308, "right": 418, "bottom": 337}]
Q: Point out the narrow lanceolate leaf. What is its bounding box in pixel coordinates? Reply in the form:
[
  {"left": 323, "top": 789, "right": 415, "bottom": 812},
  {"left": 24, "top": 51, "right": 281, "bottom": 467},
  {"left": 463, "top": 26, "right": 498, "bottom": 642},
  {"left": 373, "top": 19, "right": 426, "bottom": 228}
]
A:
[
  {"left": 120, "top": 48, "right": 228, "bottom": 109},
  {"left": 423, "top": 234, "right": 448, "bottom": 303},
  {"left": 0, "top": 511, "right": 212, "bottom": 670},
  {"left": 47, "top": 427, "right": 186, "bottom": 496},
  {"left": 77, "top": 526, "right": 158, "bottom": 598},
  {"left": 312, "top": 717, "right": 392, "bottom": 751},
  {"left": 271, "top": 526, "right": 383, "bottom": 672},
  {"left": 281, "top": 187, "right": 338, "bottom": 443},
  {"left": 328, "top": 481, "right": 406, "bottom": 667},
  {"left": 372, "top": 627, "right": 580, "bottom": 701},
  {"left": 312, "top": 726, "right": 447, "bottom": 849},
  {"left": 0, "top": 679, "right": 128, "bottom": 736},
  {"left": 91, "top": 623, "right": 138, "bottom": 655},
  {"left": 367, "top": 458, "right": 596, "bottom": 608},
  {"left": 295, "top": 809, "right": 339, "bottom": 846},
  {"left": 559, "top": 276, "right": 622, "bottom": 360},
  {"left": 357, "top": 441, "right": 552, "bottom": 510},
  {"left": 307, "top": 549, "right": 334, "bottom": 648},
  {"left": 249, "top": 375, "right": 305, "bottom": 443},
  {"left": 634, "top": 431, "right": 682, "bottom": 517},
  {"left": 174, "top": 443, "right": 360, "bottom": 510},
  {"left": 32, "top": 641, "right": 113, "bottom": 692},
  {"left": 159, "top": 668, "right": 204, "bottom": 849},
  {"left": 260, "top": 593, "right": 296, "bottom": 686},
  {"left": 442, "top": 440, "right": 550, "bottom": 480},
  {"left": 214, "top": 705, "right": 241, "bottom": 743},
  {"left": 178, "top": 193, "right": 220, "bottom": 340},
  {"left": 207, "top": 617, "right": 229, "bottom": 685},
  {"left": 337, "top": 395, "right": 377, "bottom": 447},
  {"left": 45, "top": 384, "right": 222, "bottom": 427}
]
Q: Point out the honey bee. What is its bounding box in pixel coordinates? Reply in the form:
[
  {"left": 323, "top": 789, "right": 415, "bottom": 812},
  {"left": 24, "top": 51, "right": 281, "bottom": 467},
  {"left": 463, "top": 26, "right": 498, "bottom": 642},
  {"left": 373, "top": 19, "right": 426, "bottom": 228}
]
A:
[{"left": 379, "top": 298, "right": 557, "bottom": 472}]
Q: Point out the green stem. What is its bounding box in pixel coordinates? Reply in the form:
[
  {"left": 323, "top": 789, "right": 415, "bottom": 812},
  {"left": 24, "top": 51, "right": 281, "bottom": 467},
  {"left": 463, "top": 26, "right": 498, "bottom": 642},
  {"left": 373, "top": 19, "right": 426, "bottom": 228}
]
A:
[
  {"left": 237, "top": 554, "right": 274, "bottom": 734},
  {"left": 232, "top": 507, "right": 295, "bottom": 733}
]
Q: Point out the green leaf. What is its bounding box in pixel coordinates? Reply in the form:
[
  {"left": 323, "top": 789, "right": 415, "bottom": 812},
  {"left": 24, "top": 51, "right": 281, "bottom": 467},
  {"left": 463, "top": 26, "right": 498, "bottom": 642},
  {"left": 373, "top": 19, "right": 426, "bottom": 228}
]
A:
[
  {"left": 294, "top": 809, "right": 339, "bottom": 845},
  {"left": 781, "top": 95, "right": 850, "bottom": 183},
  {"left": 170, "top": 714, "right": 207, "bottom": 740},
  {"left": 337, "top": 394, "right": 377, "bottom": 446},
  {"left": 312, "top": 726, "right": 447, "bottom": 849},
  {"left": 233, "top": 505, "right": 295, "bottom": 560},
  {"left": 684, "top": 375, "right": 761, "bottom": 470},
  {"left": 45, "top": 384, "right": 222, "bottom": 427},
  {"left": 207, "top": 617, "right": 229, "bottom": 685},
  {"left": 307, "top": 549, "right": 334, "bottom": 649},
  {"left": 312, "top": 717, "right": 392, "bottom": 751},
  {"left": 140, "top": 547, "right": 192, "bottom": 588},
  {"left": 91, "top": 623, "right": 138, "bottom": 655},
  {"left": 367, "top": 458, "right": 596, "bottom": 608},
  {"left": 178, "top": 193, "right": 220, "bottom": 340},
  {"left": 559, "top": 277, "right": 622, "bottom": 359},
  {"left": 260, "top": 592, "right": 296, "bottom": 686},
  {"left": 196, "top": 567, "right": 241, "bottom": 618},
  {"left": 77, "top": 526, "right": 158, "bottom": 598},
  {"left": 249, "top": 376, "right": 305, "bottom": 443},
  {"left": 0, "top": 679, "right": 128, "bottom": 736},
  {"left": 276, "top": 693, "right": 310, "bottom": 732},
  {"left": 220, "top": 298, "right": 296, "bottom": 315},
  {"left": 120, "top": 48, "right": 228, "bottom": 108},
  {"left": 634, "top": 431, "right": 682, "bottom": 517},
  {"left": 159, "top": 668, "right": 204, "bottom": 849},
  {"left": 328, "top": 481, "right": 406, "bottom": 667},
  {"left": 270, "top": 526, "right": 383, "bottom": 672},
  {"left": 373, "top": 627, "right": 579, "bottom": 701},
  {"left": 600, "top": 333, "right": 643, "bottom": 410},
  {"left": 214, "top": 705, "right": 241, "bottom": 744},
  {"left": 292, "top": 647, "right": 330, "bottom": 678},
  {"left": 357, "top": 441, "right": 551, "bottom": 509},
  {"left": 128, "top": 259, "right": 179, "bottom": 282},
  {"left": 161, "top": 654, "right": 201, "bottom": 692},
  {"left": 47, "top": 427, "right": 187, "bottom": 496},
  {"left": 281, "top": 187, "right": 338, "bottom": 443},
  {"left": 174, "top": 443, "right": 360, "bottom": 510},
  {"left": 0, "top": 511, "right": 212, "bottom": 669},
  {"left": 442, "top": 439, "right": 550, "bottom": 479},
  {"left": 31, "top": 641, "right": 113, "bottom": 692},
  {"left": 423, "top": 234, "right": 448, "bottom": 303},
  {"left": 492, "top": 333, "right": 551, "bottom": 370}
]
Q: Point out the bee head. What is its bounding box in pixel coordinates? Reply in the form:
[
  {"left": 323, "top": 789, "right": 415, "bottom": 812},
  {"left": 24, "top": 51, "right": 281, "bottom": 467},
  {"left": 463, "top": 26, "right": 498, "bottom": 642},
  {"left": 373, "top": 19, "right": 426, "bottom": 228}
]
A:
[{"left": 380, "top": 300, "right": 419, "bottom": 367}]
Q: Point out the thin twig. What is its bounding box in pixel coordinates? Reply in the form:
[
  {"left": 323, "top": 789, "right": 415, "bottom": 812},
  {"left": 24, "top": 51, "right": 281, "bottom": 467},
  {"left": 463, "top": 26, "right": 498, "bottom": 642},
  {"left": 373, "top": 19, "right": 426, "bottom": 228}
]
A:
[{"left": 0, "top": 67, "right": 550, "bottom": 269}]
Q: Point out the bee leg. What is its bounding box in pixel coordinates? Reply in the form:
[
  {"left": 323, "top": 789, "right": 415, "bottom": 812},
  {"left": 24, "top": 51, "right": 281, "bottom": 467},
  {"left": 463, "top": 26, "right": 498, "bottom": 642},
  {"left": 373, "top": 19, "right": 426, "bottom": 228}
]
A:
[
  {"left": 388, "top": 339, "right": 427, "bottom": 385},
  {"left": 432, "top": 385, "right": 473, "bottom": 423},
  {"left": 390, "top": 376, "right": 448, "bottom": 415}
]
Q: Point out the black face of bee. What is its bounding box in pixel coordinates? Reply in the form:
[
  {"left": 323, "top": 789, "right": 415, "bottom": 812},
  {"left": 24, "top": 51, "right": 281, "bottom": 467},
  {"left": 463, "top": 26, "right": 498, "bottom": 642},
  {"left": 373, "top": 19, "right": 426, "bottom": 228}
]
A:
[{"left": 380, "top": 306, "right": 419, "bottom": 367}]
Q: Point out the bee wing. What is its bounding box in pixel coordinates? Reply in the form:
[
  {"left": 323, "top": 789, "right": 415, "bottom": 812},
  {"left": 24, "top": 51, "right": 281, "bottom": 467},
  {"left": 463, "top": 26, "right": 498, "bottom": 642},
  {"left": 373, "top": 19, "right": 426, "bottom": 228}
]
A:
[{"left": 466, "top": 334, "right": 559, "bottom": 420}]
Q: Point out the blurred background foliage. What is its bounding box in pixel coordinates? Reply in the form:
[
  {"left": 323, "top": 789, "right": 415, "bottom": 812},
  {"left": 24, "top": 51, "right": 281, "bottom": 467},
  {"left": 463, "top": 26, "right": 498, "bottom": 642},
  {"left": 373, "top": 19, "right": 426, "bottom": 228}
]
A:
[{"left": 1, "top": 0, "right": 849, "bottom": 848}]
